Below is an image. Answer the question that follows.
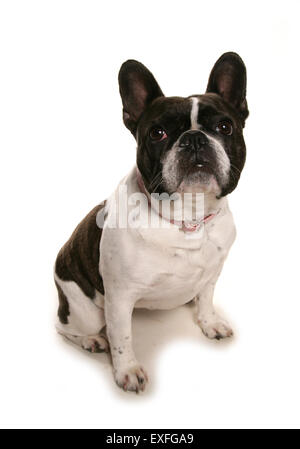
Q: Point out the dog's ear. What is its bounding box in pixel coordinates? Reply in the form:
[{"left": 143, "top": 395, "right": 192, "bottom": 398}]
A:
[
  {"left": 206, "top": 52, "right": 249, "bottom": 125},
  {"left": 118, "top": 60, "right": 164, "bottom": 136}
]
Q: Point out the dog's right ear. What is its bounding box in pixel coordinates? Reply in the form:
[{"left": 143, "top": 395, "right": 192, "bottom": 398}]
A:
[{"left": 118, "top": 60, "right": 164, "bottom": 136}]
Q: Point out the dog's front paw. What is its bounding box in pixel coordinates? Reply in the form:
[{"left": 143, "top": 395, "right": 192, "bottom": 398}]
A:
[
  {"left": 198, "top": 316, "right": 233, "bottom": 340},
  {"left": 114, "top": 363, "right": 149, "bottom": 393}
]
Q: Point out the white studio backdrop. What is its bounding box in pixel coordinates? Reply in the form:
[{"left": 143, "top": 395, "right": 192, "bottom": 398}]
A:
[{"left": 0, "top": 0, "right": 299, "bottom": 429}]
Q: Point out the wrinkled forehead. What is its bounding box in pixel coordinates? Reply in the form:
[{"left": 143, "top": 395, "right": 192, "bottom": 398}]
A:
[
  {"left": 196, "top": 93, "right": 236, "bottom": 118},
  {"left": 139, "top": 96, "right": 190, "bottom": 126},
  {"left": 139, "top": 93, "right": 237, "bottom": 131}
]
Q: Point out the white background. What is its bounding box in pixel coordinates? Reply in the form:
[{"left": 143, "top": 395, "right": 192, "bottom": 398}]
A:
[{"left": 0, "top": 0, "right": 299, "bottom": 429}]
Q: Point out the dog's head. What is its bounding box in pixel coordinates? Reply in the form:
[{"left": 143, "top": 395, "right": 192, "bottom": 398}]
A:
[{"left": 118, "top": 52, "right": 248, "bottom": 198}]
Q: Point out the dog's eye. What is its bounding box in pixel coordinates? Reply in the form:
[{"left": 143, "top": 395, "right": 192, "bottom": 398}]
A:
[
  {"left": 149, "top": 126, "right": 167, "bottom": 142},
  {"left": 216, "top": 121, "right": 233, "bottom": 136}
]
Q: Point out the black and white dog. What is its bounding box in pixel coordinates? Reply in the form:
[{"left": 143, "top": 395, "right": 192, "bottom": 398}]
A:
[{"left": 54, "top": 52, "right": 248, "bottom": 392}]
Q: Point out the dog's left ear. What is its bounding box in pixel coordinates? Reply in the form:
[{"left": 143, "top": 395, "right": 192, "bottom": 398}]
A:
[
  {"left": 118, "top": 60, "right": 164, "bottom": 136},
  {"left": 206, "top": 52, "right": 249, "bottom": 125}
]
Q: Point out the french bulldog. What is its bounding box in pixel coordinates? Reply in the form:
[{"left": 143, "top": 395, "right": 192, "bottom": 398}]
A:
[{"left": 54, "top": 52, "right": 248, "bottom": 392}]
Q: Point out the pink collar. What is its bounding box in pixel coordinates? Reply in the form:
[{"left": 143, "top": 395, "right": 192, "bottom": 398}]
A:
[{"left": 136, "top": 168, "right": 217, "bottom": 232}]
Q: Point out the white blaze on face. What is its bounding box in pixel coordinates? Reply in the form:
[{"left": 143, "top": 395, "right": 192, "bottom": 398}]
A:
[{"left": 190, "top": 97, "right": 200, "bottom": 130}]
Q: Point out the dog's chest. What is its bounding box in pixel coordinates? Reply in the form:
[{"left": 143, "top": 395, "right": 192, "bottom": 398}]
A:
[{"left": 134, "top": 216, "right": 235, "bottom": 309}]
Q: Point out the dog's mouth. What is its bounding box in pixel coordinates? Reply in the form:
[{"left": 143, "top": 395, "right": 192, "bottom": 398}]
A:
[
  {"left": 180, "top": 157, "right": 216, "bottom": 182},
  {"left": 187, "top": 162, "right": 214, "bottom": 176},
  {"left": 161, "top": 147, "right": 222, "bottom": 196},
  {"left": 175, "top": 159, "right": 221, "bottom": 195}
]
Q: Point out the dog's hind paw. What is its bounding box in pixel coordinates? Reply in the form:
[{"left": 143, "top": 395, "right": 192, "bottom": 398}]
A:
[{"left": 81, "top": 335, "right": 109, "bottom": 353}]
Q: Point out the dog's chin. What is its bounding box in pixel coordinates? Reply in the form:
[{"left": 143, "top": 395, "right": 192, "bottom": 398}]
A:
[{"left": 177, "top": 168, "right": 221, "bottom": 195}]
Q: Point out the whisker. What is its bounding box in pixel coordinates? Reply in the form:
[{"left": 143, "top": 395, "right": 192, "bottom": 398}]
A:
[
  {"left": 152, "top": 177, "right": 164, "bottom": 193},
  {"left": 148, "top": 171, "right": 162, "bottom": 189}
]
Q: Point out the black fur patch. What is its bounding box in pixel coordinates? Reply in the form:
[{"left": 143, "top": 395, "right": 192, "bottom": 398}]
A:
[
  {"left": 55, "top": 203, "right": 105, "bottom": 300},
  {"left": 137, "top": 96, "right": 192, "bottom": 194},
  {"left": 55, "top": 281, "right": 70, "bottom": 324}
]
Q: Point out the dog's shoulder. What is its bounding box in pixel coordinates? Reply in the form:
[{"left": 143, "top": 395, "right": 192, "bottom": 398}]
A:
[{"left": 55, "top": 202, "right": 106, "bottom": 298}]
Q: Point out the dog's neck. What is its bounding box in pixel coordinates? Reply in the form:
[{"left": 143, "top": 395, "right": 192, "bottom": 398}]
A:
[{"left": 135, "top": 167, "right": 225, "bottom": 231}]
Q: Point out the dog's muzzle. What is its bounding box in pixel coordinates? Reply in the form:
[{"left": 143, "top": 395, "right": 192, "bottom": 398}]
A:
[{"left": 178, "top": 130, "right": 213, "bottom": 167}]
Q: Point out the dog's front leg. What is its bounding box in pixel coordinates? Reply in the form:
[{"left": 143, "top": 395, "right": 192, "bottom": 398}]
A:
[
  {"left": 196, "top": 276, "right": 233, "bottom": 340},
  {"left": 105, "top": 294, "right": 148, "bottom": 392}
]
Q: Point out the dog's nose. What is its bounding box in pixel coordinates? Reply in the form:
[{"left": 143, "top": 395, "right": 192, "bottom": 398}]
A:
[{"left": 179, "top": 130, "right": 208, "bottom": 151}]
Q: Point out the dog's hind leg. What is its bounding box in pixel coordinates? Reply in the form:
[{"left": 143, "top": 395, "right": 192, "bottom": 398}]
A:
[{"left": 54, "top": 276, "right": 108, "bottom": 353}]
